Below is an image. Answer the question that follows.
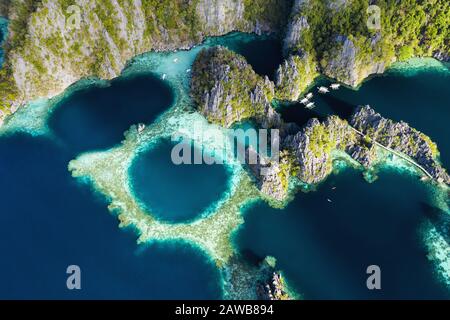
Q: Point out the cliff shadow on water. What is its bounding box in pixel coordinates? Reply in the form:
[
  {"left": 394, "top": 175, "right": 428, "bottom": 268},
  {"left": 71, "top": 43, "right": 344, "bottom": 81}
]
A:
[
  {"left": 215, "top": 32, "right": 284, "bottom": 81},
  {"left": 277, "top": 102, "right": 326, "bottom": 129}
]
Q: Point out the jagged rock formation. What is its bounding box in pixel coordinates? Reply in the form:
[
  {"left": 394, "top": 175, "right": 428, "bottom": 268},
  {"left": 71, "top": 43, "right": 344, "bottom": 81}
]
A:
[
  {"left": 246, "top": 147, "right": 298, "bottom": 202},
  {"left": 351, "top": 106, "right": 450, "bottom": 184},
  {"left": 321, "top": 34, "right": 386, "bottom": 87},
  {"left": 274, "top": 53, "right": 318, "bottom": 101},
  {"left": 190, "top": 46, "right": 281, "bottom": 128},
  {"left": 0, "top": 0, "right": 289, "bottom": 121},
  {"left": 283, "top": 106, "right": 449, "bottom": 186},
  {"left": 283, "top": 116, "right": 358, "bottom": 184}
]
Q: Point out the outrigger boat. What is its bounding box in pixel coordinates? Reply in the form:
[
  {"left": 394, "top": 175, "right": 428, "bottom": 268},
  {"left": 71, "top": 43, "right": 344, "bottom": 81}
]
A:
[
  {"left": 306, "top": 102, "right": 315, "bottom": 109},
  {"left": 137, "top": 123, "right": 146, "bottom": 134},
  {"left": 318, "top": 86, "right": 329, "bottom": 93},
  {"left": 306, "top": 93, "right": 313, "bottom": 99},
  {"left": 300, "top": 98, "right": 309, "bottom": 105},
  {"left": 330, "top": 83, "right": 340, "bottom": 90}
]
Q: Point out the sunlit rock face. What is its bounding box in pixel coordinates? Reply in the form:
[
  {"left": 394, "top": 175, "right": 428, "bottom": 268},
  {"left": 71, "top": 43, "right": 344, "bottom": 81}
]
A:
[{"left": 190, "top": 46, "right": 280, "bottom": 129}]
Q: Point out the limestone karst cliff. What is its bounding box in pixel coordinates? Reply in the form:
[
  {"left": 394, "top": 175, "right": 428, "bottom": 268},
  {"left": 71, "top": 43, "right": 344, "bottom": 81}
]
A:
[
  {"left": 190, "top": 46, "right": 281, "bottom": 128},
  {"left": 0, "top": 0, "right": 289, "bottom": 121},
  {"left": 1, "top": 0, "right": 448, "bottom": 119},
  {"left": 278, "top": 0, "right": 449, "bottom": 98}
]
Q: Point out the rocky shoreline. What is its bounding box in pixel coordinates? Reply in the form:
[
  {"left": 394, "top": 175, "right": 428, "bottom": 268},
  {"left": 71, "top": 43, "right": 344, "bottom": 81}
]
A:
[
  {"left": 1, "top": 0, "right": 448, "bottom": 122},
  {"left": 190, "top": 46, "right": 449, "bottom": 201}
]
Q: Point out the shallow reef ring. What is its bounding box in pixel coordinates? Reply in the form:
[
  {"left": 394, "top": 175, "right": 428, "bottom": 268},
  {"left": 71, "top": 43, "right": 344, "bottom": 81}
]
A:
[
  {"left": 126, "top": 132, "right": 238, "bottom": 225},
  {"left": 68, "top": 106, "right": 261, "bottom": 266}
]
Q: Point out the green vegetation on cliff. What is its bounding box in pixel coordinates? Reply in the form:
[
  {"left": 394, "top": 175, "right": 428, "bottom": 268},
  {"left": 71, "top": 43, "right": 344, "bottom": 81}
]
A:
[
  {"left": 285, "top": 0, "right": 449, "bottom": 87},
  {"left": 0, "top": 0, "right": 288, "bottom": 120}
]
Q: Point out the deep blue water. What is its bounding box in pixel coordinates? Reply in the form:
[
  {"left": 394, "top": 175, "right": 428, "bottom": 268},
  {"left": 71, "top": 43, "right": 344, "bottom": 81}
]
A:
[
  {"left": 130, "top": 139, "right": 230, "bottom": 222},
  {"left": 0, "top": 34, "right": 283, "bottom": 299},
  {"left": 0, "top": 133, "right": 222, "bottom": 299},
  {"left": 236, "top": 168, "right": 450, "bottom": 299},
  {"left": 49, "top": 73, "right": 174, "bottom": 154}
]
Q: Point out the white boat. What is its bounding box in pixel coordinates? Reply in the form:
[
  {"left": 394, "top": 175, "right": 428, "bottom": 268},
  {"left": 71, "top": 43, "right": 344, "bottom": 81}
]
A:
[
  {"left": 186, "top": 69, "right": 191, "bottom": 73},
  {"left": 137, "top": 123, "right": 146, "bottom": 134},
  {"left": 306, "top": 93, "right": 313, "bottom": 99},
  {"left": 330, "top": 83, "right": 340, "bottom": 90},
  {"left": 306, "top": 102, "right": 315, "bottom": 109},
  {"left": 173, "top": 58, "right": 178, "bottom": 63},
  {"left": 300, "top": 98, "right": 309, "bottom": 105},
  {"left": 318, "top": 86, "right": 329, "bottom": 93},
  {"left": 162, "top": 73, "right": 166, "bottom": 80},
  {"left": 332, "top": 186, "right": 336, "bottom": 190},
  {"left": 327, "top": 198, "right": 333, "bottom": 203}
]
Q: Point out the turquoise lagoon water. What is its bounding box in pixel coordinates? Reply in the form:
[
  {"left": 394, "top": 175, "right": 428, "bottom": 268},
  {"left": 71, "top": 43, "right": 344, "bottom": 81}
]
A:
[
  {"left": 0, "top": 31, "right": 448, "bottom": 299},
  {"left": 130, "top": 138, "right": 230, "bottom": 222}
]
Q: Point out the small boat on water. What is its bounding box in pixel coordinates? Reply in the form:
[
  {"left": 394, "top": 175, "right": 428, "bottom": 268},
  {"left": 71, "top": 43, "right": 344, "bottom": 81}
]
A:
[
  {"left": 186, "top": 69, "right": 191, "bottom": 73},
  {"left": 332, "top": 186, "right": 336, "bottom": 190},
  {"left": 327, "top": 198, "right": 333, "bottom": 203},
  {"left": 162, "top": 73, "right": 166, "bottom": 80},
  {"left": 306, "top": 93, "right": 313, "bottom": 99},
  {"left": 318, "top": 86, "right": 329, "bottom": 93},
  {"left": 306, "top": 102, "right": 315, "bottom": 109},
  {"left": 137, "top": 123, "right": 146, "bottom": 134},
  {"left": 173, "top": 58, "right": 178, "bottom": 63},
  {"left": 300, "top": 98, "right": 309, "bottom": 105},
  {"left": 330, "top": 83, "right": 340, "bottom": 90}
]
